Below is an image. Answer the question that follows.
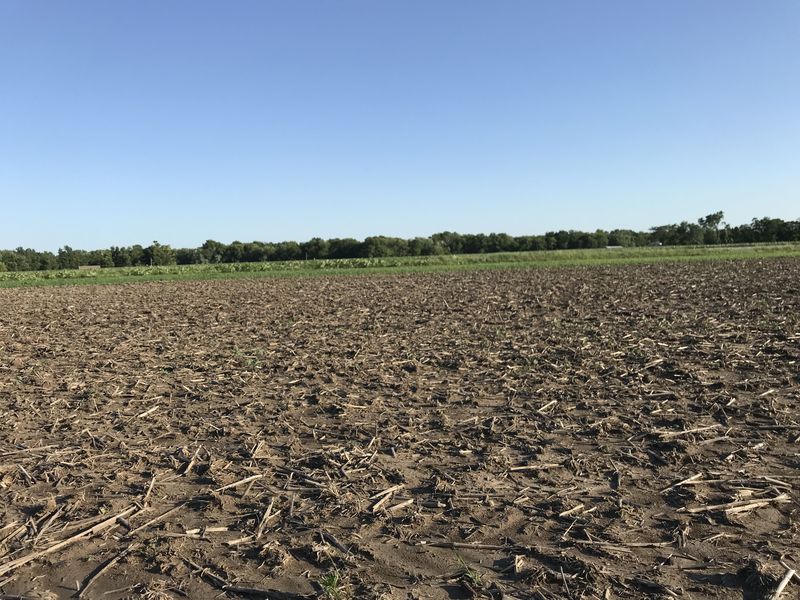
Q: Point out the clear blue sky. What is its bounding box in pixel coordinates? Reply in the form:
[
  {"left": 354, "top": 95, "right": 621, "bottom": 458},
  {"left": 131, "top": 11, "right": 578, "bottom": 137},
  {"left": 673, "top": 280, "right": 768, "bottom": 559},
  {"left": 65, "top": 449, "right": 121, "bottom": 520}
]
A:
[{"left": 1, "top": 0, "right": 798, "bottom": 251}]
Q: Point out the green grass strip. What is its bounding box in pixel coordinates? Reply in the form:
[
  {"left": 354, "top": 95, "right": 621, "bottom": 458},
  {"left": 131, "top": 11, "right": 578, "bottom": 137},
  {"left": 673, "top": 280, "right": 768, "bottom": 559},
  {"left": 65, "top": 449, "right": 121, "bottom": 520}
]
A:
[{"left": 1, "top": 243, "right": 799, "bottom": 289}]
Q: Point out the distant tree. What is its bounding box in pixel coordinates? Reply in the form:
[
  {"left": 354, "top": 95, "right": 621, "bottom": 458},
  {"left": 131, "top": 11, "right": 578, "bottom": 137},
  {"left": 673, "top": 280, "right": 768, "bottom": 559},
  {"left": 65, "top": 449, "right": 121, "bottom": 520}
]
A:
[
  {"left": 36, "top": 252, "right": 58, "bottom": 270},
  {"left": 4, "top": 249, "right": 29, "bottom": 271},
  {"left": 750, "top": 217, "right": 788, "bottom": 242},
  {"left": 273, "top": 241, "right": 302, "bottom": 261},
  {"left": 675, "top": 221, "right": 704, "bottom": 245},
  {"left": 129, "top": 245, "right": 146, "bottom": 266},
  {"left": 486, "top": 233, "right": 516, "bottom": 253},
  {"left": 608, "top": 229, "right": 636, "bottom": 246},
  {"left": 86, "top": 249, "right": 113, "bottom": 267},
  {"left": 719, "top": 225, "right": 734, "bottom": 244},
  {"left": 461, "top": 234, "right": 488, "bottom": 254},
  {"left": 242, "top": 242, "right": 269, "bottom": 262},
  {"left": 57, "top": 246, "right": 82, "bottom": 270},
  {"left": 698, "top": 211, "right": 724, "bottom": 244},
  {"left": 110, "top": 246, "right": 132, "bottom": 267},
  {"left": 362, "top": 236, "right": 408, "bottom": 258},
  {"left": 301, "top": 237, "right": 330, "bottom": 260},
  {"left": 328, "top": 238, "right": 362, "bottom": 259},
  {"left": 530, "top": 236, "right": 548, "bottom": 251},
  {"left": 1, "top": 252, "right": 14, "bottom": 271},
  {"left": 200, "top": 239, "right": 225, "bottom": 263},
  {"left": 698, "top": 211, "right": 724, "bottom": 230},
  {"left": 261, "top": 243, "right": 278, "bottom": 261},
  {"left": 144, "top": 241, "right": 176, "bottom": 266},
  {"left": 408, "top": 237, "right": 441, "bottom": 256},
  {"left": 3, "top": 210, "right": 798, "bottom": 273},
  {"left": 784, "top": 220, "right": 800, "bottom": 241},
  {"left": 574, "top": 232, "right": 594, "bottom": 249},
  {"left": 513, "top": 236, "right": 533, "bottom": 251},
  {"left": 0, "top": 252, "right": 15, "bottom": 271},
  {"left": 592, "top": 230, "right": 610, "bottom": 248},
  {"left": 649, "top": 224, "right": 677, "bottom": 245},
  {"left": 222, "top": 241, "right": 245, "bottom": 263},
  {"left": 431, "top": 231, "right": 464, "bottom": 254},
  {"left": 176, "top": 248, "right": 201, "bottom": 264},
  {"left": 549, "top": 231, "right": 572, "bottom": 250}
]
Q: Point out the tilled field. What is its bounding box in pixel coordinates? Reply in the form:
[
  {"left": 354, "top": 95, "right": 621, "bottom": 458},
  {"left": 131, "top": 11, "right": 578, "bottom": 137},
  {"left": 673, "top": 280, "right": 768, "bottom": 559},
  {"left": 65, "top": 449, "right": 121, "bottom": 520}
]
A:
[{"left": 0, "top": 260, "right": 799, "bottom": 600}]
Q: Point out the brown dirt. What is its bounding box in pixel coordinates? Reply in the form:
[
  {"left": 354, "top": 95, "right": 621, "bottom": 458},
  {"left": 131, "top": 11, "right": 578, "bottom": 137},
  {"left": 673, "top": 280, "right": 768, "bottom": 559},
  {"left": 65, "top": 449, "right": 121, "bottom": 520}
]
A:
[{"left": 0, "top": 260, "right": 799, "bottom": 600}]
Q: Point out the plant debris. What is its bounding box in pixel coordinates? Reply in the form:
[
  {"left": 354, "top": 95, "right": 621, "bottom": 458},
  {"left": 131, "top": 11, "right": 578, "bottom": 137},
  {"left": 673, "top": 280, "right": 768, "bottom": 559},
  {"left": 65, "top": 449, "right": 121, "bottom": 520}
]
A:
[{"left": 0, "top": 260, "right": 798, "bottom": 598}]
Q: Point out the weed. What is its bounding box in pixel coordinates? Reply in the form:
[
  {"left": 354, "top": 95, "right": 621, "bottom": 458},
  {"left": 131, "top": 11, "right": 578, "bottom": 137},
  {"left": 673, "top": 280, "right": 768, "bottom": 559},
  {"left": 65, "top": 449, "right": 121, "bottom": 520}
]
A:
[
  {"left": 456, "top": 554, "right": 484, "bottom": 588},
  {"left": 318, "top": 570, "right": 346, "bottom": 600}
]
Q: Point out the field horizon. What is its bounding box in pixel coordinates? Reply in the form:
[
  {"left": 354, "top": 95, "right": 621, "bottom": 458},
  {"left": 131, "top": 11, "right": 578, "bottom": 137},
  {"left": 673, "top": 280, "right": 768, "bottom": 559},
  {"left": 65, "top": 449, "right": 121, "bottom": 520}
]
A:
[{"left": 2, "top": 242, "right": 799, "bottom": 289}]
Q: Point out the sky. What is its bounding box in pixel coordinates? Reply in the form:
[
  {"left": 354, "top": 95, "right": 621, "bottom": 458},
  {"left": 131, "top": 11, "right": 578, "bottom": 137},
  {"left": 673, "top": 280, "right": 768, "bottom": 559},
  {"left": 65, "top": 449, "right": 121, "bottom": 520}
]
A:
[{"left": 1, "top": 1, "right": 798, "bottom": 251}]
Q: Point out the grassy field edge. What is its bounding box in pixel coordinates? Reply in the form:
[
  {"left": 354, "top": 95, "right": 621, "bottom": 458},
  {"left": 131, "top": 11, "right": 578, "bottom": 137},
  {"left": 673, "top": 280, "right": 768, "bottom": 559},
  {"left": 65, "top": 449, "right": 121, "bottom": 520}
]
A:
[{"left": 2, "top": 243, "right": 799, "bottom": 288}]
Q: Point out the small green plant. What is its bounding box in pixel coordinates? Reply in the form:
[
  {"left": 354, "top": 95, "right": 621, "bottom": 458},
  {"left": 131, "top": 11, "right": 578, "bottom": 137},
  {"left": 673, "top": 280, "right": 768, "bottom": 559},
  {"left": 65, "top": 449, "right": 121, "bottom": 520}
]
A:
[
  {"left": 318, "top": 570, "right": 345, "bottom": 600},
  {"left": 456, "top": 554, "right": 483, "bottom": 588}
]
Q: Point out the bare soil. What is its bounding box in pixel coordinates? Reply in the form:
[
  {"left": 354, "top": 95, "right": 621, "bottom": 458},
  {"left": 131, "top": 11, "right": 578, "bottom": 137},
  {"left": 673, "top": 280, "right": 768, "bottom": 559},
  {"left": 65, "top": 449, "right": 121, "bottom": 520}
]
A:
[{"left": 0, "top": 260, "right": 799, "bottom": 599}]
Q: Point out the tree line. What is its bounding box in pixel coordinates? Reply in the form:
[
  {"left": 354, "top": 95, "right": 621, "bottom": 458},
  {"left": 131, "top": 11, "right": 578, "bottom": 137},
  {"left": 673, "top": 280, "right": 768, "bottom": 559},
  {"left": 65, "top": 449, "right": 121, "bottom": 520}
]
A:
[{"left": 1, "top": 212, "right": 798, "bottom": 272}]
